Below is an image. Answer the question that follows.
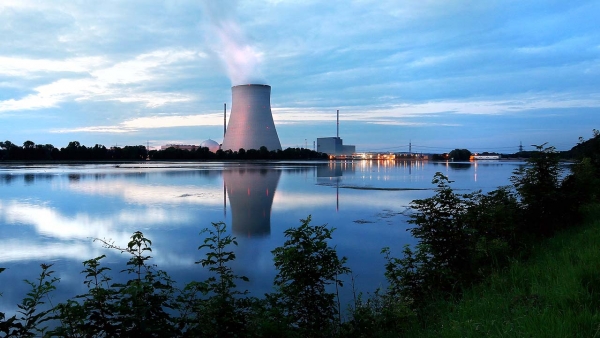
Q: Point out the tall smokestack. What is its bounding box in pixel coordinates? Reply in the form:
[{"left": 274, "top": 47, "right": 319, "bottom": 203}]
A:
[
  {"left": 222, "top": 84, "right": 282, "bottom": 151},
  {"left": 336, "top": 109, "right": 339, "bottom": 138},
  {"left": 224, "top": 103, "right": 227, "bottom": 138}
]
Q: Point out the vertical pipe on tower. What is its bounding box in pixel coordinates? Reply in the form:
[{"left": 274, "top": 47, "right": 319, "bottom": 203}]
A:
[{"left": 224, "top": 103, "right": 227, "bottom": 138}]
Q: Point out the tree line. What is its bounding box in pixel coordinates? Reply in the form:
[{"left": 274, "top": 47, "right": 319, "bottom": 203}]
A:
[
  {"left": 1, "top": 130, "right": 600, "bottom": 337},
  {"left": 0, "top": 140, "right": 328, "bottom": 161},
  {"left": 431, "top": 145, "right": 586, "bottom": 161}
]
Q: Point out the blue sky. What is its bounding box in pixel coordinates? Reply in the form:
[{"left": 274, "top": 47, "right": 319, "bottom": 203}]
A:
[{"left": 1, "top": 0, "right": 599, "bottom": 153}]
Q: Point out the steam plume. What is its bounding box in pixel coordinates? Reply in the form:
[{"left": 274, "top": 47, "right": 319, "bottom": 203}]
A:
[{"left": 201, "top": 0, "right": 266, "bottom": 85}]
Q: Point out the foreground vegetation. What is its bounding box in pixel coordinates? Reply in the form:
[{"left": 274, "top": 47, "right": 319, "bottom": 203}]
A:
[
  {"left": 412, "top": 204, "right": 600, "bottom": 337},
  {"left": 1, "top": 131, "right": 600, "bottom": 337}
]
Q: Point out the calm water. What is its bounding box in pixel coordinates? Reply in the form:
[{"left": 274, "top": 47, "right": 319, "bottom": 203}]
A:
[{"left": 0, "top": 160, "right": 524, "bottom": 314}]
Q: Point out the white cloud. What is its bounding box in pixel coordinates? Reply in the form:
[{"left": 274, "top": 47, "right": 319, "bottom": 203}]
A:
[
  {"left": 0, "top": 49, "right": 200, "bottom": 113},
  {"left": 0, "top": 56, "right": 106, "bottom": 76},
  {"left": 52, "top": 113, "right": 223, "bottom": 133},
  {"left": 49, "top": 93, "right": 600, "bottom": 134}
]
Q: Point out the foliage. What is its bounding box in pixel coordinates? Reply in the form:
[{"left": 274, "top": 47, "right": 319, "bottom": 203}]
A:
[
  {"left": 48, "top": 232, "right": 178, "bottom": 337},
  {"left": 271, "top": 216, "right": 350, "bottom": 337},
  {"left": 0, "top": 138, "right": 328, "bottom": 161},
  {"left": 562, "top": 131, "right": 600, "bottom": 214},
  {"left": 448, "top": 148, "right": 472, "bottom": 161},
  {"left": 183, "top": 221, "right": 253, "bottom": 337},
  {"left": 0, "top": 264, "right": 59, "bottom": 337},
  {"left": 412, "top": 205, "right": 600, "bottom": 338},
  {"left": 510, "top": 143, "right": 563, "bottom": 236},
  {"left": 378, "top": 172, "right": 524, "bottom": 312},
  {"left": 342, "top": 287, "right": 415, "bottom": 338},
  {"left": 569, "top": 129, "right": 600, "bottom": 169},
  {"left": 50, "top": 255, "right": 119, "bottom": 337}
]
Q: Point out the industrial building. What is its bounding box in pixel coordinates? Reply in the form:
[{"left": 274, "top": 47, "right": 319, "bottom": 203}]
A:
[
  {"left": 160, "top": 144, "right": 198, "bottom": 151},
  {"left": 222, "top": 84, "right": 282, "bottom": 152},
  {"left": 199, "top": 139, "right": 220, "bottom": 153},
  {"left": 316, "top": 137, "right": 355, "bottom": 156},
  {"left": 316, "top": 109, "right": 356, "bottom": 156}
]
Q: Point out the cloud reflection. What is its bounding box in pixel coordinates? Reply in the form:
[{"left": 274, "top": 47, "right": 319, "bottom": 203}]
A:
[
  {"left": 66, "top": 180, "right": 224, "bottom": 206},
  {"left": 64, "top": 175, "right": 418, "bottom": 211},
  {"left": 0, "top": 200, "right": 192, "bottom": 264}
]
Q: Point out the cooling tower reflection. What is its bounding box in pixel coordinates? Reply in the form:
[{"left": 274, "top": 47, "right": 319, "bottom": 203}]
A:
[{"left": 223, "top": 168, "right": 281, "bottom": 237}]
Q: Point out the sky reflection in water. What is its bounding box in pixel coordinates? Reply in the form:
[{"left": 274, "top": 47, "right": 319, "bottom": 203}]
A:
[{"left": 0, "top": 161, "right": 523, "bottom": 313}]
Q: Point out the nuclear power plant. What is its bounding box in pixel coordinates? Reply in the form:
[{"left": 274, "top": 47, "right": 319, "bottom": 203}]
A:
[{"left": 222, "top": 84, "right": 282, "bottom": 152}]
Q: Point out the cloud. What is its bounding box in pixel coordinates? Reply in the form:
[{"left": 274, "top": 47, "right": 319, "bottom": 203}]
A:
[
  {"left": 0, "top": 56, "right": 106, "bottom": 77},
  {"left": 49, "top": 93, "right": 600, "bottom": 134},
  {"left": 52, "top": 113, "right": 223, "bottom": 133},
  {"left": 0, "top": 49, "right": 200, "bottom": 113}
]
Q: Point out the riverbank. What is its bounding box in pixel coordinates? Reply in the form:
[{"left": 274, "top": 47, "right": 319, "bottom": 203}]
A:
[{"left": 409, "top": 203, "right": 600, "bottom": 337}]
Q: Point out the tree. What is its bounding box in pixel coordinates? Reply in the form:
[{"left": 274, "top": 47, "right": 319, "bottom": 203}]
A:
[
  {"left": 448, "top": 148, "right": 471, "bottom": 161},
  {"left": 184, "top": 222, "right": 252, "bottom": 337},
  {"left": 271, "top": 216, "right": 350, "bottom": 337},
  {"left": 23, "top": 140, "right": 35, "bottom": 149},
  {"left": 510, "top": 143, "right": 563, "bottom": 236}
]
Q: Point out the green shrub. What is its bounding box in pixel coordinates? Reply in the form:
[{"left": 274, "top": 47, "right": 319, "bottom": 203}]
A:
[
  {"left": 271, "top": 215, "right": 350, "bottom": 337},
  {"left": 0, "top": 264, "right": 59, "bottom": 337},
  {"left": 511, "top": 143, "right": 563, "bottom": 236}
]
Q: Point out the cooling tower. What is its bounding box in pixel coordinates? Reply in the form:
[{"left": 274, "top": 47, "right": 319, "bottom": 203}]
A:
[{"left": 222, "top": 84, "right": 282, "bottom": 151}]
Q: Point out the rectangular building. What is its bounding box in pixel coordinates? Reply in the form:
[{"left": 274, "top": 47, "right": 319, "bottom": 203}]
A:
[{"left": 317, "top": 137, "right": 355, "bottom": 156}]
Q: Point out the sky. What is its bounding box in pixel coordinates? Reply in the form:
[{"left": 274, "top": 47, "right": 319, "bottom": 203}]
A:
[{"left": 1, "top": 0, "right": 599, "bottom": 154}]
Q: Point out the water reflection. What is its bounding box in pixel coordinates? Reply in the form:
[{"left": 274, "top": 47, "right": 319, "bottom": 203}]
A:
[
  {"left": 317, "top": 163, "right": 343, "bottom": 178},
  {"left": 448, "top": 162, "right": 472, "bottom": 170},
  {"left": 224, "top": 168, "right": 281, "bottom": 237}
]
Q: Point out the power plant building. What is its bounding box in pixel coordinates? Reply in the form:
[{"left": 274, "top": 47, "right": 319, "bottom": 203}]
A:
[
  {"left": 222, "top": 84, "right": 282, "bottom": 152},
  {"left": 317, "top": 137, "right": 355, "bottom": 156},
  {"left": 316, "top": 109, "right": 355, "bottom": 156},
  {"left": 200, "top": 139, "right": 220, "bottom": 153}
]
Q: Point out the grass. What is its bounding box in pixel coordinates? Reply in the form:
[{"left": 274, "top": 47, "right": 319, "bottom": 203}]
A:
[{"left": 410, "top": 204, "right": 600, "bottom": 338}]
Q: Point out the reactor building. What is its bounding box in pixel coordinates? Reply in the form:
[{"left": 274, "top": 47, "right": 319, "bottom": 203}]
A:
[
  {"left": 316, "top": 110, "right": 355, "bottom": 156},
  {"left": 222, "top": 84, "right": 282, "bottom": 152}
]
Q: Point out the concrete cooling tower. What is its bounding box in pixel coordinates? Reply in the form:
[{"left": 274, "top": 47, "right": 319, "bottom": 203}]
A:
[{"left": 222, "top": 84, "right": 282, "bottom": 151}]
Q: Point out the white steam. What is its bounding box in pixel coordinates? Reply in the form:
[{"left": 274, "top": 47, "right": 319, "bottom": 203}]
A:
[{"left": 201, "top": 0, "right": 266, "bottom": 85}]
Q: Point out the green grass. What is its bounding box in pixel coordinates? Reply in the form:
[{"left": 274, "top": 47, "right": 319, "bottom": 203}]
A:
[{"left": 411, "top": 204, "right": 600, "bottom": 338}]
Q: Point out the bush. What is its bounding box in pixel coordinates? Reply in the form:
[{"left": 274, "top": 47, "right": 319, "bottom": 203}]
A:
[
  {"left": 510, "top": 143, "right": 563, "bottom": 237},
  {"left": 271, "top": 216, "right": 350, "bottom": 337},
  {"left": 380, "top": 172, "right": 524, "bottom": 309}
]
